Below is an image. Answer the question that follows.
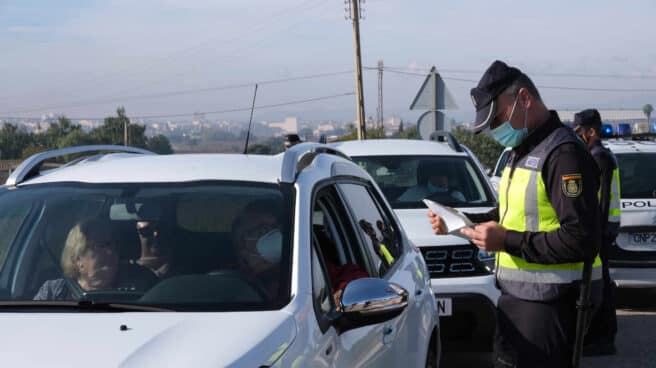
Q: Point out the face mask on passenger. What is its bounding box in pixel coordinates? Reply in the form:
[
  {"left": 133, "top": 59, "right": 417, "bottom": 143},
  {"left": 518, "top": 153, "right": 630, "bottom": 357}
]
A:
[{"left": 256, "top": 229, "right": 282, "bottom": 263}]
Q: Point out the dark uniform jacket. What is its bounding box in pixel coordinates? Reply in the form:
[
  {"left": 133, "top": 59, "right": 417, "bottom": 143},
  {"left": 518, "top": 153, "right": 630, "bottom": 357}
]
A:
[{"left": 588, "top": 138, "right": 620, "bottom": 239}]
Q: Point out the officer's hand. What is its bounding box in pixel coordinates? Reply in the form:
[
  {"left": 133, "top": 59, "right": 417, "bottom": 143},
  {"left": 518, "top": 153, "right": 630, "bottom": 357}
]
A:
[
  {"left": 459, "top": 221, "right": 506, "bottom": 251},
  {"left": 427, "top": 211, "right": 447, "bottom": 235}
]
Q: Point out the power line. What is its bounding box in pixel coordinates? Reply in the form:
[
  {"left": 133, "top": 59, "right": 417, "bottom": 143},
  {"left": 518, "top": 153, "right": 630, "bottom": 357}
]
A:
[
  {"left": 379, "top": 65, "right": 656, "bottom": 80},
  {"left": 381, "top": 68, "right": 656, "bottom": 93},
  {"left": 0, "top": 92, "right": 355, "bottom": 121},
  {"left": 1, "top": 70, "right": 354, "bottom": 115}
]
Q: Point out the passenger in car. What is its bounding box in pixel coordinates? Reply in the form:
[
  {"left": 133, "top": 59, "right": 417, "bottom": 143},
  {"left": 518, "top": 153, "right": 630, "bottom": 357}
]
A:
[
  {"left": 230, "top": 201, "right": 283, "bottom": 300},
  {"left": 135, "top": 220, "right": 174, "bottom": 278},
  {"left": 132, "top": 202, "right": 177, "bottom": 279},
  {"left": 397, "top": 162, "right": 465, "bottom": 203},
  {"left": 34, "top": 219, "right": 120, "bottom": 300}
]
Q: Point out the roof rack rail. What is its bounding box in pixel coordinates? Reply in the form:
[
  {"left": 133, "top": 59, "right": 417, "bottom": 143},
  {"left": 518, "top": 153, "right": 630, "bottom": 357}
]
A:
[
  {"left": 280, "top": 142, "right": 350, "bottom": 183},
  {"left": 6, "top": 145, "right": 154, "bottom": 186},
  {"left": 429, "top": 130, "right": 463, "bottom": 152}
]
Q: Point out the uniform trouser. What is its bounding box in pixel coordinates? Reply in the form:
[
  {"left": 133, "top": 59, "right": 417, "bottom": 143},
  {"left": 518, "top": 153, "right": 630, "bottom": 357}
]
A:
[
  {"left": 584, "top": 236, "right": 618, "bottom": 344},
  {"left": 494, "top": 289, "right": 578, "bottom": 368}
]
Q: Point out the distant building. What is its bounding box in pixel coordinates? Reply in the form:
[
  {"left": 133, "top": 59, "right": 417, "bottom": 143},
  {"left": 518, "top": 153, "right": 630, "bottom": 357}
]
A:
[
  {"left": 268, "top": 117, "right": 298, "bottom": 135},
  {"left": 558, "top": 109, "right": 647, "bottom": 123}
]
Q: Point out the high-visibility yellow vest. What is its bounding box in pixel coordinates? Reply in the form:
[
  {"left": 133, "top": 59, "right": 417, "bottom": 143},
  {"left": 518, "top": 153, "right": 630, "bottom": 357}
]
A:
[
  {"left": 497, "top": 127, "right": 602, "bottom": 301},
  {"left": 607, "top": 166, "right": 621, "bottom": 224}
]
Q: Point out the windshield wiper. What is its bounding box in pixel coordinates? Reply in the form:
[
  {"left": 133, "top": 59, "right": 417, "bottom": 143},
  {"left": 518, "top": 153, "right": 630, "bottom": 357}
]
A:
[{"left": 0, "top": 300, "right": 175, "bottom": 312}]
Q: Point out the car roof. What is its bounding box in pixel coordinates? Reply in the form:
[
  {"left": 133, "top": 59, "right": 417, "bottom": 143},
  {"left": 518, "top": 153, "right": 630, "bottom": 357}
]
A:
[
  {"left": 604, "top": 140, "right": 656, "bottom": 154},
  {"left": 20, "top": 154, "right": 285, "bottom": 185},
  {"left": 331, "top": 139, "right": 467, "bottom": 157}
]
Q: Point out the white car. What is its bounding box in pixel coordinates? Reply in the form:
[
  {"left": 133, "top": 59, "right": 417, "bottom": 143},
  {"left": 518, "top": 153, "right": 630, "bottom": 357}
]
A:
[
  {"left": 0, "top": 144, "right": 439, "bottom": 368},
  {"left": 491, "top": 140, "right": 656, "bottom": 288},
  {"left": 604, "top": 140, "right": 656, "bottom": 288},
  {"left": 333, "top": 134, "right": 500, "bottom": 352},
  {"left": 489, "top": 147, "right": 511, "bottom": 193}
]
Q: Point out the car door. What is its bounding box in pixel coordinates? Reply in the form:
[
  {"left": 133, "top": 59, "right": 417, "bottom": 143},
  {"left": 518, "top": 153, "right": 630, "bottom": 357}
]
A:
[
  {"left": 306, "top": 184, "right": 393, "bottom": 367},
  {"left": 336, "top": 182, "right": 427, "bottom": 368}
]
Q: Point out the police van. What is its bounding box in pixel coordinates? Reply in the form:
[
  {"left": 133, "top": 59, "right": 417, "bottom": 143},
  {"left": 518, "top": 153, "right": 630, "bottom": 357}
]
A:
[
  {"left": 604, "top": 140, "right": 656, "bottom": 288},
  {"left": 492, "top": 139, "right": 656, "bottom": 288}
]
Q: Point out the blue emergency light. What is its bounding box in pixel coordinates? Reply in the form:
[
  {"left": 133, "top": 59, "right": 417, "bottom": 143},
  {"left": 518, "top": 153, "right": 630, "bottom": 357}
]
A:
[{"left": 617, "top": 123, "right": 632, "bottom": 137}]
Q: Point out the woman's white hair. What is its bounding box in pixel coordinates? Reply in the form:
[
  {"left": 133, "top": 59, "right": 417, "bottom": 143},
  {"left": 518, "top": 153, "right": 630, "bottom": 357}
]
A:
[{"left": 60, "top": 219, "right": 116, "bottom": 279}]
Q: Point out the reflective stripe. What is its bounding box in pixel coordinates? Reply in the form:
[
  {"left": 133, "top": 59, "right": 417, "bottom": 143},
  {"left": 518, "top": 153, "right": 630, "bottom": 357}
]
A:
[
  {"left": 379, "top": 243, "right": 394, "bottom": 265},
  {"left": 498, "top": 251, "right": 602, "bottom": 271},
  {"left": 608, "top": 168, "right": 621, "bottom": 224},
  {"left": 497, "top": 264, "right": 602, "bottom": 284},
  {"left": 525, "top": 170, "right": 539, "bottom": 232}
]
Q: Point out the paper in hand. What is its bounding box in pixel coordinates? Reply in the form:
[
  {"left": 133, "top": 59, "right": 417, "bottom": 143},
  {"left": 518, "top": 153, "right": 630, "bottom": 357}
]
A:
[{"left": 423, "top": 199, "right": 474, "bottom": 234}]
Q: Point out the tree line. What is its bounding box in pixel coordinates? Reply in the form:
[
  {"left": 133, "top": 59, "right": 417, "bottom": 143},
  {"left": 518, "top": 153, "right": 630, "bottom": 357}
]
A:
[{"left": 0, "top": 107, "right": 173, "bottom": 160}]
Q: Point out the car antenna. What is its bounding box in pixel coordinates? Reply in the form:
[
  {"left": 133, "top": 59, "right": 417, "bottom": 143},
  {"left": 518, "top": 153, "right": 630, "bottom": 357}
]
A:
[{"left": 243, "top": 83, "right": 259, "bottom": 154}]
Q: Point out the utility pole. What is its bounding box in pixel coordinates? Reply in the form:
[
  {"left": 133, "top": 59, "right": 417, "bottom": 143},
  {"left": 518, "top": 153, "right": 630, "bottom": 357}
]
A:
[
  {"left": 345, "top": 0, "right": 366, "bottom": 140},
  {"left": 124, "top": 120, "right": 128, "bottom": 146},
  {"left": 377, "top": 59, "right": 383, "bottom": 130}
]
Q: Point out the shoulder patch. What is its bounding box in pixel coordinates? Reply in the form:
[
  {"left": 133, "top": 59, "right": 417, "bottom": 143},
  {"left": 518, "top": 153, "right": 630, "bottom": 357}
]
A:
[
  {"left": 525, "top": 156, "right": 540, "bottom": 169},
  {"left": 562, "top": 174, "right": 583, "bottom": 198}
]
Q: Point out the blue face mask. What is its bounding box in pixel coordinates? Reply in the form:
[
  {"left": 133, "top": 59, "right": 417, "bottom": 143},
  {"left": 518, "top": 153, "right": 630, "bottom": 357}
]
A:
[
  {"left": 256, "top": 229, "right": 282, "bottom": 264},
  {"left": 490, "top": 97, "right": 528, "bottom": 148}
]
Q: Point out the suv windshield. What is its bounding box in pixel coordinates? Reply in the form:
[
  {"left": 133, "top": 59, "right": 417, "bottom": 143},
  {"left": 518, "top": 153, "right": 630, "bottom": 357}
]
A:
[
  {"left": 351, "top": 155, "right": 496, "bottom": 209},
  {"left": 616, "top": 153, "right": 656, "bottom": 199},
  {"left": 0, "top": 181, "right": 293, "bottom": 311}
]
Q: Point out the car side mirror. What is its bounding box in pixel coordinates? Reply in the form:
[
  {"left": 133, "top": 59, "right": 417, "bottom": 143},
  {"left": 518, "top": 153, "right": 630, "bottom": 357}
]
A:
[
  {"left": 486, "top": 168, "right": 493, "bottom": 177},
  {"left": 335, "top": 278, "right": 408, "bottom": 334}
]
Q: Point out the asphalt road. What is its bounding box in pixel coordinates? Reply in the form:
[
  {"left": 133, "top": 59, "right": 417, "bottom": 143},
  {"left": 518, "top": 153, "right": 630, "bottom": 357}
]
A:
[{"left": 441, "top": 288, "right": 656, "bottom": 368}]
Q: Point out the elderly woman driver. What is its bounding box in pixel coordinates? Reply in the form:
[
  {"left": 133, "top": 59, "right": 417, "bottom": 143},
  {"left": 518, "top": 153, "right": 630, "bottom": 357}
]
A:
[{"left": 34, "top": 219, "right": 120, "bottom": 300}]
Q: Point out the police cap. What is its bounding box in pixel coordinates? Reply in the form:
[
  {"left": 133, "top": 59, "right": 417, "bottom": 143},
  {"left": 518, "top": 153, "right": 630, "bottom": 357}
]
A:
[
  {"left": 470, "top": 60, "right": 522, "bottom": 134},
  {"left": 572, "top": 109, "right": 602, "bottom": 131}
]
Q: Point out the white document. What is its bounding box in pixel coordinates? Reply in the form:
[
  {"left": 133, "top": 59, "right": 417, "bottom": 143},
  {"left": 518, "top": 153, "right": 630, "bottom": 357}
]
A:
[{"left": 423, "top": 199, "right": 474, "bottom": 234}]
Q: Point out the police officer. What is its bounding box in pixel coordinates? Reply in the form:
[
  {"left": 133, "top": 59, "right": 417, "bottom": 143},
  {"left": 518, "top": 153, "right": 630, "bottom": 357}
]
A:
[
  {"left": 428, "top": 60, "right": 603, "bottom": 367},
  {"left": 573, "top": 109, "right": 621, "bottom": 356},
  {"left": 284, "top": 134, "right": 302, "bottom": 150}
]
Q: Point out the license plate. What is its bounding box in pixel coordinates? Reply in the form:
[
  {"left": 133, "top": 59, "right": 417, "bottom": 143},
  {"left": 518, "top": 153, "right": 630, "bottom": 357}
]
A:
[
  {"left": 630, "top": 232, "right": 656, "bottom": 246},
  {"left": 437, "top": 297, "right": 452, "bottom": 317}
]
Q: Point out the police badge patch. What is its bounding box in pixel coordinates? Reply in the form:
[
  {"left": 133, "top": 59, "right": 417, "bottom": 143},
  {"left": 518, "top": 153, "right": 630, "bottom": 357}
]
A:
[{"left": 562, "top": 174, "right": 583, "bottom": 197}]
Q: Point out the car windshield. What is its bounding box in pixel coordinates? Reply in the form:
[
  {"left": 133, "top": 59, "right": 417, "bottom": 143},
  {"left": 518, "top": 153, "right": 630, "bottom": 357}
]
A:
[
  {"left": 617, "top": 153, "right": 656, "bottom": 199},
  {"left": 0, "top": 181, "right": 293, "bottom": 311},
  {"left": 351, "top": 155, "right": 496, "bottom": 209}
]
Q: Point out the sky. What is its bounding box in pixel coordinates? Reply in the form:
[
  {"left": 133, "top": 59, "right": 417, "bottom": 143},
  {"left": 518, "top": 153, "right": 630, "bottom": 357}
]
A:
[{"left": 1, "top": 0, "right": 656, "bottom": 123}]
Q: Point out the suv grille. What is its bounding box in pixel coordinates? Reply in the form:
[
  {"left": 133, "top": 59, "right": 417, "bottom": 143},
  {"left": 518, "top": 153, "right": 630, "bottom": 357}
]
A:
[{"left": 420, "top": 245, "right": 490, "bottom": 278}]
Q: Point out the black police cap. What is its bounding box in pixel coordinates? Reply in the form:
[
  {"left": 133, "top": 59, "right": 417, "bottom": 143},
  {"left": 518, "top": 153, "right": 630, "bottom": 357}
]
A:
[
  {"left": 470, "top": 60, "right": 522, "bottom": 134},
  {"left": 572, "top": 109, "right": 602, "bottom": 130}
]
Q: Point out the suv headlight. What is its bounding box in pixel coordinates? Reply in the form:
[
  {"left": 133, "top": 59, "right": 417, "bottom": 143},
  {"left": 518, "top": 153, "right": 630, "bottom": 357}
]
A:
[{"left": 476, "top": 249, "right": 496, "bottom": 272}]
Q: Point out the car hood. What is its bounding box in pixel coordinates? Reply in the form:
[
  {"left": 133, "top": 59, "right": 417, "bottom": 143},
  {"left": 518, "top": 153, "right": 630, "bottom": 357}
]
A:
[
  {"left": 0, "top": 310, "right": 296, "bottom": 368},
  {"left": 394, "top": 208, "right": 493, "bottom": 247}
]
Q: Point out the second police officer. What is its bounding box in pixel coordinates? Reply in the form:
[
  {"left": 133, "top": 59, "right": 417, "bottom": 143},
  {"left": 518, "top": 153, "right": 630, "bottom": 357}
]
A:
[
  {"left": 428, "top": 60, "right": 603, "bottom": 367},
  {"left": 572, "top": 109, "right": 621, "bottom": 356}
]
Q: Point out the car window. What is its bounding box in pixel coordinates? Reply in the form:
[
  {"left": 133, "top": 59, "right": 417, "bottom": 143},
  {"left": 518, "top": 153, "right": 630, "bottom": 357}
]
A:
[
  {"left": 337, "top": 183, "right": 402, "bottom": 277},
  {"left": 351, "top": 155, "right": 496, "bottom": 209},
  {"left": 311, "top": 244, "right": 334, "bottom": 317},
  {"left": 494, "top": 150, "right": 512, "bottom": 177},
  {"left": 616, "top": 153, "right": 656, "bottom": 198},
  {"left": 312, "top": 187, "right": 371, "bottom": 290},
  {"left": 0, "top": 182, "right": 293, "bottom": 311},
  {"left": 0, "top": 192, "right": 33, "bottom": 270}
]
